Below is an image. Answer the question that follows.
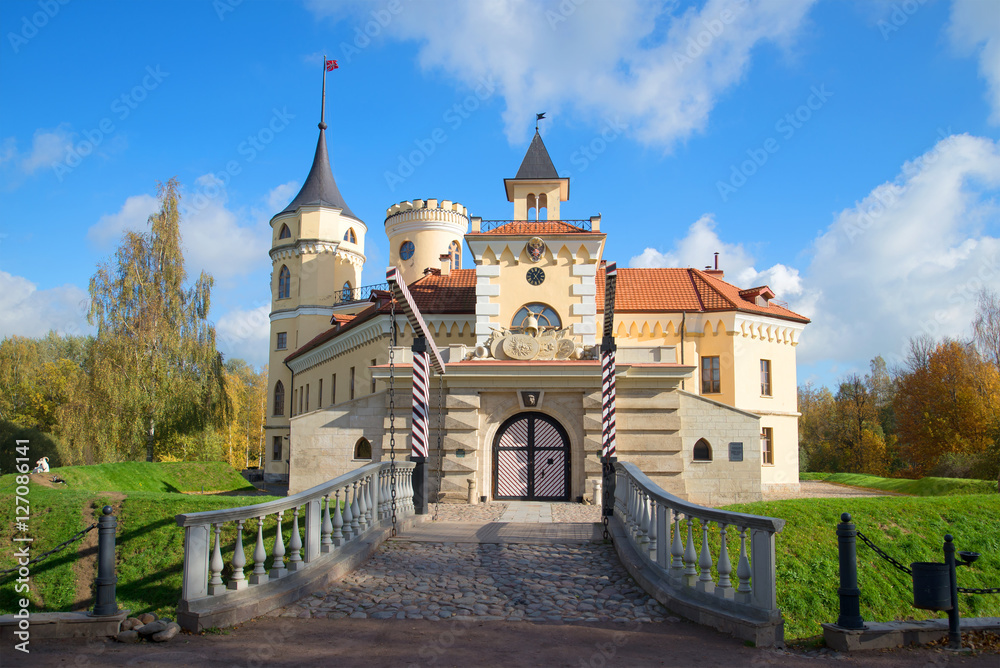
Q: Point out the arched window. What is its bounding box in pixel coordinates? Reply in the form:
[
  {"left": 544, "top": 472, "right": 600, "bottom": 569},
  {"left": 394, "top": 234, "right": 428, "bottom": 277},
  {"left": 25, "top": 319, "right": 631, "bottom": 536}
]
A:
[
  {"left": 344, "top": 228, "right": 356, "bottom": 243},
  {"left": 273, "top": 381, "right": 285, "bottom": 416},
  {"left": 342, "top": 281, "right": 352, "bottom": 303},
  {"left": 449, "top": 240, "right": 461, "bottom": 270},
  {"left": 278, "top": 266, "right": 290, "bottom": 299},
  {"left": 399, "top": 240, "right": 415, "bottom": 261},
  {"left": 511, "top": 303, "right": 561, "bottom": 330},
  {"left": 693, "top": 438, "right": 712, "bottom": 462},
  {"left": 354, "top": 437, "right": 372, "bottom": 460},
  {"left": 278, "top": 224, "right": 291, "bottom": 239}
]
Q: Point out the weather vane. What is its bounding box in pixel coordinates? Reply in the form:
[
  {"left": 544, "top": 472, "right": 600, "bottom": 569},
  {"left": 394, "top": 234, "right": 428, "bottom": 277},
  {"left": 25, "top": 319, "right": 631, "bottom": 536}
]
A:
[{"left": 535, "top": 112, "right": 546, "bottom": 131}]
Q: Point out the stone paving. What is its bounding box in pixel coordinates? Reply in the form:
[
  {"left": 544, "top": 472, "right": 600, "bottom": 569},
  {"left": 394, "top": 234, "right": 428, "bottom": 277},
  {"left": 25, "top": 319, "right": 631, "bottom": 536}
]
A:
[{"left": 279, "top": 540, "right": 671, "bottom": 623}]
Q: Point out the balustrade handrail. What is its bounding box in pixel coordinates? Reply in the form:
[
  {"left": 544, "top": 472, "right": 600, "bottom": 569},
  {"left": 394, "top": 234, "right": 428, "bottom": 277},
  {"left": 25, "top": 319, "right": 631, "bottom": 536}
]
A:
[
  {"left": 476, "top": 219, "right": 592, "bottom": 233},
  {"left": 175, "top": 461, "right": 412, "bottom": 527},
  {"left": 616, "top": 461, "right": 785, "bottom": 533}
]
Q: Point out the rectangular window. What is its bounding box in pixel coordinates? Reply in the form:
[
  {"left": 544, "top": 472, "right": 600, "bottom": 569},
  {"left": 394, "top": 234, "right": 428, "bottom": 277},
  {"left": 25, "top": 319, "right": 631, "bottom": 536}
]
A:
[
  {"left": 292, "top": 389, "right": 297, "bottom": 416},
  {"left": 331, "top": 374, "right": 336, "bottom": 405},
  {"left": 371, "top": 358, "right": 377, "bottom": 394},
  {"left": 276, "top": 332, "right": 287, "bottom": 350},
  {"left": 350, "top": 367, "right": 355, "bottom": 400},
  {"left": 760, "top": 359, "right": 772, "bottom": 396},
  {"left": 762, "top": 427, "right": 774, "bottom": 466},
  {"left": 305, "top": 384, "right": 310, "bottom": 412},
  {"left": 318, "top": 378, "right": 323, "bottom": 407},
  {"left": 272, "top": 435, "right": 282, "bottom": 461},
  {"left": 299, "top": 386, "right": 304, "bottom": 415},
  {"left": 701, "top": 356, "right": 721, "bottom": 394}
]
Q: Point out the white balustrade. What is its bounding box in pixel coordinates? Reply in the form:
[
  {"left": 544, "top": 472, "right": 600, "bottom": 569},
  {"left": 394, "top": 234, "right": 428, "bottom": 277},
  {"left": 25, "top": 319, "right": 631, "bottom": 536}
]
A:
[
  {"left": 611, "top": 461, "right": 784, "bottom": 620},
  {"left": 176, "top": 461, "right": 416, "bottom": 608}
]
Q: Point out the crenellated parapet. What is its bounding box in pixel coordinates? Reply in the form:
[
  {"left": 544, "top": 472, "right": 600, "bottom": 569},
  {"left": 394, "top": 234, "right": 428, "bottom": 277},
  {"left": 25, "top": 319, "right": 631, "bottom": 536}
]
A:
[{"left": 385, "top": 197, "right": 470, "bottom": 285}]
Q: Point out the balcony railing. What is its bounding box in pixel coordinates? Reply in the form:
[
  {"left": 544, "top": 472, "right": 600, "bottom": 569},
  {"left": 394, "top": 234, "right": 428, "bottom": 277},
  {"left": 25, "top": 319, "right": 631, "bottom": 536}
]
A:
[
  {"left": 333, "top": 282, "right": 390, "bottom": 306},
  {"left": 476, "top": 219, "right": 592, "bottom": 233}
]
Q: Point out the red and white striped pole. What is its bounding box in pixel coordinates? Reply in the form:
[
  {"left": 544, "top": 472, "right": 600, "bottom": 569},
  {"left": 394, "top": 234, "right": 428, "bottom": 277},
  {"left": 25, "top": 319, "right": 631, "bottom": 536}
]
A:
[
  {"left": 601, "top": 263, "right": 619, "bottom": 522},
  {"left": 410, "top": 340, "right": 430, "bottom": 460},
  {"left": 601, "top": 347, "right": 617, "bottom": 459}
]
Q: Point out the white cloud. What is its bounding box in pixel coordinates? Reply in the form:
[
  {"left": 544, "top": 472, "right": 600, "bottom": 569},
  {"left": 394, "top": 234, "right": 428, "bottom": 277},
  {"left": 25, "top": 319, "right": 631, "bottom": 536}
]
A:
[
  {"left": 0, "top": 271, "right": 92, "bottom": 339},
  {"left": 949, "top": 0, "right": 1000, "bottom": 123},
  {"left": 266, "top": 181, "right": 299, "bottom": 213},
  {"left": 87, "top": 194, "right": 159, "bottom": 247},
  {"left": 216, "top": 305, "right": 271, "bottom": 367},
  {"left": 88, "top": 176, "right": 273, "bottom": 280},
  {"left": 0, "top": 125, "right": 76, "bottom": 175},
  {"left": 308, "top": 0, "right": 817, "bottom": 146},
  {"left": 799, "top": 133, "right": 1000, "bottom": 367}
]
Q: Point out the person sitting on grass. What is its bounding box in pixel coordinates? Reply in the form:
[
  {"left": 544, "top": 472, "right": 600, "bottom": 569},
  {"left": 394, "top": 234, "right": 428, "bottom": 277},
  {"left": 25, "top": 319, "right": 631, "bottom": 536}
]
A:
[{"left": 32, "top": 456, "right": 49, "bottom": 474}]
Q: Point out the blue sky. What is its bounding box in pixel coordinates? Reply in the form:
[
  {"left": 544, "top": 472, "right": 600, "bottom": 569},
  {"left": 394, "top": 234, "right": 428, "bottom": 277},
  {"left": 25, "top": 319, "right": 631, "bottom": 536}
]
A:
[{"left": 1, "top": 0, "right": 998, "bottom": 389}]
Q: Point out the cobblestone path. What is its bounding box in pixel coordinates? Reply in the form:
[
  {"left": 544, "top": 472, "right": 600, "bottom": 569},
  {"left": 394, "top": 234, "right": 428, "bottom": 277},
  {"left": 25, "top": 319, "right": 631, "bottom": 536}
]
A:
[{"left": 280, "top": 539, "right": 671, "bottom": 623}]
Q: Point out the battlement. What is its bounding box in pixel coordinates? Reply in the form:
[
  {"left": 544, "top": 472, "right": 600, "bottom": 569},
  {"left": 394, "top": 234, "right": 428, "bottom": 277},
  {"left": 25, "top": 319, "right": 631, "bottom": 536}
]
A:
[{"left": 385, "top": 198, "right": 468, "bottom": 219}]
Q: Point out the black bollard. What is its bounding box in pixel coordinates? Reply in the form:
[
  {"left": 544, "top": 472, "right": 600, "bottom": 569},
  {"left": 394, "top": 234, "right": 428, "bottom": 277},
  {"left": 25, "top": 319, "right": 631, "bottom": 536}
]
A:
[
  {"left": 944, "top": 534, "right": 962, "bottom": 650},
  {"left": 836, "top": 513, "right": 865, "bottom": 629},
  {"left": 92, "top": 506, "right": 118, "bottom": 617},
  {"left": 411, "top": 456, "right": 428, "bottom": 515}
]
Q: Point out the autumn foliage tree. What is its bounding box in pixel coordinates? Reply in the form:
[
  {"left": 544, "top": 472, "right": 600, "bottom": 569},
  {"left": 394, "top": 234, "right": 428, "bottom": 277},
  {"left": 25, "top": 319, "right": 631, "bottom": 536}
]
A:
[
  {"left": 80, "top": 178, "right": 229, "bottom": 462},
  {"left": 894, "top": 338, "right": 999, "bottom": 477}
]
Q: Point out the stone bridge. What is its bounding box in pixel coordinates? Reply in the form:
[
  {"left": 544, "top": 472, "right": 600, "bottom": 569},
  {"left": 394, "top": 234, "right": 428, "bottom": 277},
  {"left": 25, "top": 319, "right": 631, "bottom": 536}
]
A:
[{"left": 175, "top": 459, "right": 785, "bottom": 646}]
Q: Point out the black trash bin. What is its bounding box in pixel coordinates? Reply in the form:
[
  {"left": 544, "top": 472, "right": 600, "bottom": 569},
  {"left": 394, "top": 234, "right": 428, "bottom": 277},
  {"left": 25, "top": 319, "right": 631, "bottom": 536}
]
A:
[{"left": 911, "top": 562, "right": 952, "bottom": 611}]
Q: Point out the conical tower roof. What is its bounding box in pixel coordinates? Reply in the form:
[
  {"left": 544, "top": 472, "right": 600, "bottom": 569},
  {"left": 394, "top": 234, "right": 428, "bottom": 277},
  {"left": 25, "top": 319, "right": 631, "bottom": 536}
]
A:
[
  {"left": 278, "top": 125, "right": 358, "bottom": 220},
  {"left": 514, "top": 130, "right": 559, "bottom": 179}
]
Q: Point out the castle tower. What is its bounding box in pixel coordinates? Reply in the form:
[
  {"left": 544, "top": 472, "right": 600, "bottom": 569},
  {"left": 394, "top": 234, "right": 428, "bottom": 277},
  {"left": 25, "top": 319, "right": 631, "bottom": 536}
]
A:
[
  {"left": 264, "top": 94, "right": 366, "bottom": 481},
  {"left": 385, "top": 198, "right": 469, "bottom": 286},
  {"left": 503, "top": 130, "right": 569, "bottom": 220}
]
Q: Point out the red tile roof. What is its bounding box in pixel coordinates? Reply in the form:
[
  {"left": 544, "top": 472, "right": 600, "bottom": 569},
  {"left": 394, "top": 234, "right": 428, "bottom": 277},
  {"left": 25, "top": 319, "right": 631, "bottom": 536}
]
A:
[
  {"left": 469, "top": 220, "right": 592, "bottom": 235},
  {"left": 407, "top": 268, "right": 477, "bottom": 314},
  {"left": 284, "top": 303, "right": 379, "bottom": 364},
  {"left": 597, "top": 266, "right": 809, "bottom": 323}
]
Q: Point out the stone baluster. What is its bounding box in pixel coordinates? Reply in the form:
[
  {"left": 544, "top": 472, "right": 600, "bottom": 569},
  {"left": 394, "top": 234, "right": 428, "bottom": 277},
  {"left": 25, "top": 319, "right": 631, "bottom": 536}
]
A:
[
  {"left": 647, "top": 497, "right": 658, "bottom": 561},
  {"left": 270, "top": 511, "right": 287, "bottom": 579},
  {"left": 637, "top": 490, "right": 650, "bottom": 551},
  {"left": 670, "top": 510, "right": 685, "bottom": 581},
  {"left": 379, "top": 470, "right": 388, "bottom": 518},
  {"left": 697, "top": 519, "right": 715, "bottom": 593},
  {"left": 287, "top": 506, "right": 303, "bottom": 571},
  {"left": 683, "top": 514, "right": 698, "bottom": 586},
  {"left": 626, "top": 480, "right": 636, "bottom": 537},
  {"left": 736, "top": 526, "right": 753, "bottom": 604},
  {"left": 369, "top": 472, "right": 379, "bottom": 524},
  {"left": 208, "top": 523, "right": 226, "bottom": 595},
  {"left": 357, "top": 480, "right": 369, "bottom": 533},
  {"left": 249, "top": 515, "right": 268, "bottom": 585},
  {"left": 655, "top": 500, "right": 668, "bottom": 569},
  {"left": 350, "top": 482, "right": 361, "bottom": 534},
  {"left": 342, "top": 484, "right": 354, "bottom": 540},
  {"left": 321, "top": 494, "right": 334, "bottom": 553},
  {"left": 716, "top": 523, "right": 734, "bottom": 599},
  {"left": 228, "top": 519, "right": 248, "bottom": 591},
  {"left": 402, "top": 470, "right": 412, "bottom": 513},
  {"left": 332, "top": 489, "right": 344, "bottom": 546}
]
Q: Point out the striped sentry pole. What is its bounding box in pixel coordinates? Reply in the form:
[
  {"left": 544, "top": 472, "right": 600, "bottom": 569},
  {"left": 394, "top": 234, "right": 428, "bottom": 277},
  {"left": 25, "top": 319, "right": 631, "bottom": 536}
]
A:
[
  {"left": 410, "top": 345, "right": 430, "bottom": 459},
  {"left": 601, "top": 348, "right": 617, "bottom": 458}
]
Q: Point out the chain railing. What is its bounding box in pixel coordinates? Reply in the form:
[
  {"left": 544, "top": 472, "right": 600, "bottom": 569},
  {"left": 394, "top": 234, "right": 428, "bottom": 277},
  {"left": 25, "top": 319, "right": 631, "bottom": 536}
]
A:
[
  {"left": 0, "top": 524, "right": 97, "bottom": 581},
  {"left": 857, "top": 529, "right": 1000, "bottom": 594}
]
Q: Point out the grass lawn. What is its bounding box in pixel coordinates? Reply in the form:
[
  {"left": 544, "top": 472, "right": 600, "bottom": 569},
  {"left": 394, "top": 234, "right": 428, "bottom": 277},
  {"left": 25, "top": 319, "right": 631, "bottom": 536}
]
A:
[
  {"left": 45, "top": 461, "right": 258, "bottom": 494},
  {"left": 724, "top": 494, "right": 1000, "bottom": 641},
  {"left": 800, "top": 472, "right": 998, "bottom": 496}
]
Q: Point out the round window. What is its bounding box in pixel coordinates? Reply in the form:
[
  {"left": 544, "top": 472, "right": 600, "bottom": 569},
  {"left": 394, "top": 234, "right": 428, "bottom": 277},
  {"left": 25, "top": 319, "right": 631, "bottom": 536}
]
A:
[{"left": 400, "top": 241, "right": 415, "bottom": 260}]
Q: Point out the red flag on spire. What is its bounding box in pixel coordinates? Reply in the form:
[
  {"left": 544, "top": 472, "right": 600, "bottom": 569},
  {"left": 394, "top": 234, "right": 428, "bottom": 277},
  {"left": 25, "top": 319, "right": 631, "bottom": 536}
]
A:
[{"left": 326, "top": 59, "right": 338, "bottom": 71}]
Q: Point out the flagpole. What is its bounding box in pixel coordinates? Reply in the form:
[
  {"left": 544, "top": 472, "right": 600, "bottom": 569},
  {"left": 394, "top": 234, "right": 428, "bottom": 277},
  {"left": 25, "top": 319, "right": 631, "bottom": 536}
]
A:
[{"left": 320, "top": 54, "right": 327, "bottom": 129}]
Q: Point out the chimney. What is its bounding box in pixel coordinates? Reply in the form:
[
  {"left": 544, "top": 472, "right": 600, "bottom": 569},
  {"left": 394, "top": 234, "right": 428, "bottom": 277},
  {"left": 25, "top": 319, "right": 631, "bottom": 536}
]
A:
[
  {"left": 439, "top": 253, "right": 451, "bottom": 276},
  {"left": 703, "top": 252, "right": 724, "bottom": 279}
]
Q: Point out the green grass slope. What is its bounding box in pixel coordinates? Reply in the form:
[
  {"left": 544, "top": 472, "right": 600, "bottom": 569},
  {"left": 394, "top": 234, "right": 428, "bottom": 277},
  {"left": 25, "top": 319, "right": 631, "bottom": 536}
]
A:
[
  {"left": 37, "top": 461, "right": 256, "bottom": 493},
  {"left": 724, "top": 495, "right": 1000, "bottom": 641},
  {"left": 800, "top": 472, "right": 998, "bottom": 496}
]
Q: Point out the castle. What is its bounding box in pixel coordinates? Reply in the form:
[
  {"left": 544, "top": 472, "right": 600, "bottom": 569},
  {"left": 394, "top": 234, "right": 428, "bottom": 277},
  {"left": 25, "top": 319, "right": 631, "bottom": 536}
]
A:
[{"left": 263, "top": 117, "right": 809, "bottom": 506}]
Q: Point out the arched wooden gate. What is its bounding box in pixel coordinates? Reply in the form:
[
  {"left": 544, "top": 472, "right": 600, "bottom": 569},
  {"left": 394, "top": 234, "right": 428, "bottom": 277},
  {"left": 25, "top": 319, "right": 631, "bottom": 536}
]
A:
[{"left": 493, "top": 412, "right": 570, "bottom": 501}]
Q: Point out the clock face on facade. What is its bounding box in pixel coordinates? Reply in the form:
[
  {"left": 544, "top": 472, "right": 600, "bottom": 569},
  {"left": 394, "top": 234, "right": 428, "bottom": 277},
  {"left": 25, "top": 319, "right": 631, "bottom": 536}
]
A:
[
  {"left": 399, "top": 240, "right": 415, "bottom": 261},
  {"left": 526, "top": 267, "right": 545, "bottom": 286}
]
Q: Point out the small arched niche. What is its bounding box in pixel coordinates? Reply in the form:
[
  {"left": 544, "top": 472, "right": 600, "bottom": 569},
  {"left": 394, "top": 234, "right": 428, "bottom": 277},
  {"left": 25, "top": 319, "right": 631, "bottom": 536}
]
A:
[
  {"left": 354, "top": 437, "right": 372, "bottom": 460},
  {"left": 693, "top": 438, "right": 712, "bottom": 462}
]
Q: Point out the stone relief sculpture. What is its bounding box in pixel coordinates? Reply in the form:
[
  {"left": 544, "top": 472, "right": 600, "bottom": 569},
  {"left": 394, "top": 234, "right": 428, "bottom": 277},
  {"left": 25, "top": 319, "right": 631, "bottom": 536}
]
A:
[{"left": 469, "top": 315, "right": 596, "bottom": 361}]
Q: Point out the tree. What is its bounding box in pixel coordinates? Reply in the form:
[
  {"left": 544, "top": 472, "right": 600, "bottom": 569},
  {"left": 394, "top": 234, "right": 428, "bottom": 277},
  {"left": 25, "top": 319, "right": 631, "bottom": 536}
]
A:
[
  {"left": 973, "top": 288, "right": 1000, "bottom": 370},
  {"left": 84, "top": 178, "right": 228, "bottom": 461},
  {"left": 894, "top": 338, "right": 999, "bottom": 477},
  {"left": 797, "top": 382, "right": 838, "bottom": 472},
  {"left": 221, "top": 359, "right": 267, "bottom": 470}
]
